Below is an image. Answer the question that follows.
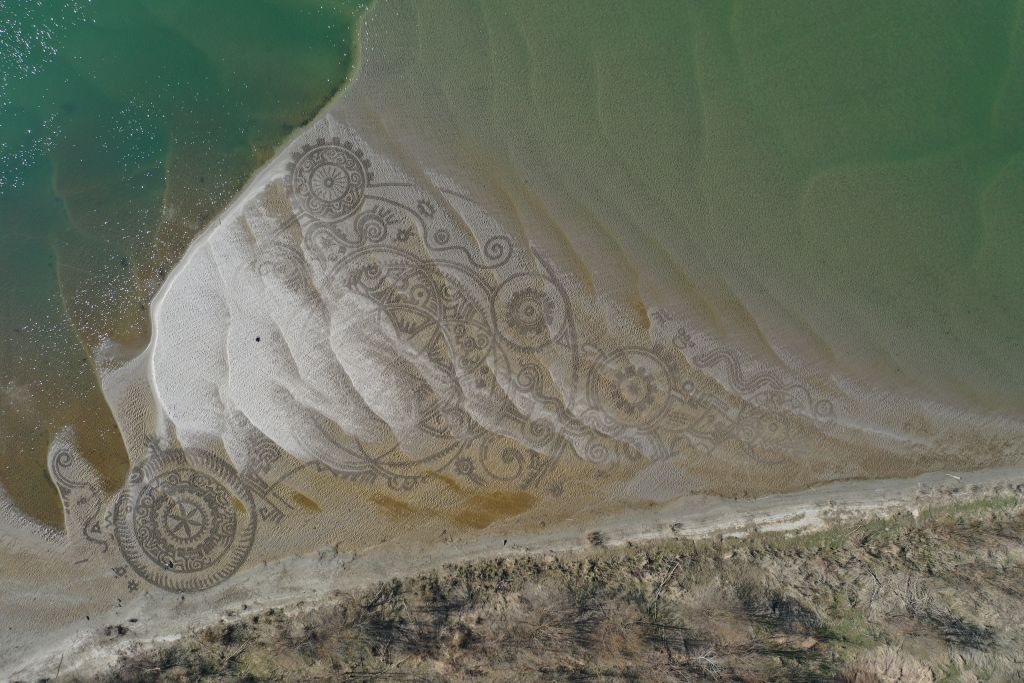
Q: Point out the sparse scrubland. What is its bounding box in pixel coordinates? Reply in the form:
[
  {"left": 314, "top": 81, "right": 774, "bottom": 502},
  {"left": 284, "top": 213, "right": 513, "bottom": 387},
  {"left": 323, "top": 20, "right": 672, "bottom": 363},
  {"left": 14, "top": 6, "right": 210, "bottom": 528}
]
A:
[{"left": 77, "top": 493, "right": 1024, "bottom": 682}]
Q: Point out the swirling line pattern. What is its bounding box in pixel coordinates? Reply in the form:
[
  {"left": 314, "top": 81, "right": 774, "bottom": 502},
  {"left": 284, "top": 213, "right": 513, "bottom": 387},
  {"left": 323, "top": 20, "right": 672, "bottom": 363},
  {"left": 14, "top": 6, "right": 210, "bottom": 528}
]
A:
[
  {"left": 113, "top": 447, "right": 257, "bottom": 593},
  {"left": 50, "top": 449, "right": 109, "bottom": 551},
  {"left": 694, "top": 347, "right": 833, "bottom": 420},
  {"left": 54, "top": 131, "right": 844, "bottom": 596},
  {"left": 271, "top": 134, "right": 840, "bottom": 488}
]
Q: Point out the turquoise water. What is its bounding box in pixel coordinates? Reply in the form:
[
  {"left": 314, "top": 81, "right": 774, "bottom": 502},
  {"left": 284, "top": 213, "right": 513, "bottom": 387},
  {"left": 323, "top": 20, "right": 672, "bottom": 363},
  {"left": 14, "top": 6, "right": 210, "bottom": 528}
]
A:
[
  {"left": 2, "top": 0, "right": 1022, "bottom": 526},
  {"left": 408, "top": 0, "right": 1024, "bottom": 415},
  {"left": 0, "top": 0, "right": 366, "bottom": 524}
]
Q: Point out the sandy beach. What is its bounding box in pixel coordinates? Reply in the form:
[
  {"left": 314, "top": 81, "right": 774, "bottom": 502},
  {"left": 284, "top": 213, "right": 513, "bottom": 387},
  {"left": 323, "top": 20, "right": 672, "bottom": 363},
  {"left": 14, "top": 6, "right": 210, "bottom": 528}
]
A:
[
  {"left": 7, "top": 465, "right": 1024, "bottom": 681},
  {"left": 2, "top": 0, "right": 1023, "bottom": 678}
]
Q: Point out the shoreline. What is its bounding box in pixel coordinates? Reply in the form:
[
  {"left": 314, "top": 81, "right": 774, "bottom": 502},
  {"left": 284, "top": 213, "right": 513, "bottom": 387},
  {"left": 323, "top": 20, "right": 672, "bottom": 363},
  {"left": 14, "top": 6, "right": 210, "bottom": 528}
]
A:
[
  {"left": 4, "top": 1, "right": 1024, "bottom": 680},
  {"left": 131, "top": 5, "right": 370, "bottom": 390},
  {"left": 16, "top": 463, "right": 1024, "bottom": 681},
  {"left": 0, "top": 1, "right": 371, "bottom": 528},
  {"left": 104, "top": 0, "right": 1024, "bottom": 510}
]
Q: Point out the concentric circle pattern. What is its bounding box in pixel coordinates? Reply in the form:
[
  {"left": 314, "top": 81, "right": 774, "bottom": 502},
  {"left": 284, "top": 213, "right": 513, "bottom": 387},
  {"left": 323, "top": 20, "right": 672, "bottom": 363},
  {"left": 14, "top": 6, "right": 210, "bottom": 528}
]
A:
[
  {"left": 114, "top": 448, "right": 256, "bottom": 593},
  {"left": 289, "top": 139, "right": 369, "bottom": 222}
]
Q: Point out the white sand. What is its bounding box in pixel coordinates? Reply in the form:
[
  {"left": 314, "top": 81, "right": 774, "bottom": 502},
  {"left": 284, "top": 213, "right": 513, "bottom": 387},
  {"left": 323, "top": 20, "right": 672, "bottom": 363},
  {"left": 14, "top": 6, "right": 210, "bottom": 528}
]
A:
[
  {"left": 2, "top": 0, "right": 1023, "bottom": 678},
  {"left": 7, "top": 465, "right": 1024, "bottom": 681}
]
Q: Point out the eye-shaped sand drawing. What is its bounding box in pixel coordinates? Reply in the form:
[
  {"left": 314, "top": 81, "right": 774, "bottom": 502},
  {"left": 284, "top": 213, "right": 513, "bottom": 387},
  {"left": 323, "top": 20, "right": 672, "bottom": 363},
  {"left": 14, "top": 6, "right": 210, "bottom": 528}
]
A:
[
  {"left": 27, "top": 117, "right": 1019, "bottom": 605},
  {"left": 3, "top": 1, "right": 1024, "bottom": 677}
]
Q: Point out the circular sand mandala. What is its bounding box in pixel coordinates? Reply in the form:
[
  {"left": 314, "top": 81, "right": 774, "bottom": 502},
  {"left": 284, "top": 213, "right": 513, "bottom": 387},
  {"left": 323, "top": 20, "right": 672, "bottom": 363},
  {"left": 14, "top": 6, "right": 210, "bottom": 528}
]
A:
[
  {"left": 587, "top": 347, "right": 673, "bottom": 429},
  {"left": 288, "top": 137, "right": 371, "bottom": 222},
  {"left": 114, "top": 448, "right": 256, "bottom": 593},
  {"left": 492, "top": 272, "right": 569, "bottom": 352}
]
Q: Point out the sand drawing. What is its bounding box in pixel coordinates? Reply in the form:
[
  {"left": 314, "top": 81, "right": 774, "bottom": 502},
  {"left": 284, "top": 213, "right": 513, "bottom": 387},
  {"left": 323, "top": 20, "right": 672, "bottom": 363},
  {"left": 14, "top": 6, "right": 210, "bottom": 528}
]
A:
[
  {"left": 112, "top": 446, "right": 257, "bottom": 592},
  {"left": 6, "top": 5, "right": 1024, "bottom": 678},
  {"left": 43, "top": 123, "right": 844, "bottom": 593},
  {"left": 36, "top": 120, "right": 1022, "bottom": 601}
]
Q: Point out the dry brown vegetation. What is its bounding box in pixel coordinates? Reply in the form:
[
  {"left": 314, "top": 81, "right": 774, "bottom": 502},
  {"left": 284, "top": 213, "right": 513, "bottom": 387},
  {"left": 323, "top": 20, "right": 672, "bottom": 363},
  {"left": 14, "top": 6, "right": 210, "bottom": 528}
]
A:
[{"left": 67, "top": 492, "right": 1024, "bottom": 682}]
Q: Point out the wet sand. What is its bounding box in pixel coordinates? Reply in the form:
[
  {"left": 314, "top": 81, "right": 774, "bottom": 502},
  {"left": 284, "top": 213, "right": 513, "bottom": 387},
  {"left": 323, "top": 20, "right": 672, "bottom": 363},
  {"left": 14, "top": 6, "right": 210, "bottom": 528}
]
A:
[
  {"left": 2, "top": 0, "right": 1023, "bottom": 677},
  {"left": 0, "top": 0, "right": 364, "bottom": 524},
  {"left": 7, "top": 465, "right": 1024, "bottom": 681}
]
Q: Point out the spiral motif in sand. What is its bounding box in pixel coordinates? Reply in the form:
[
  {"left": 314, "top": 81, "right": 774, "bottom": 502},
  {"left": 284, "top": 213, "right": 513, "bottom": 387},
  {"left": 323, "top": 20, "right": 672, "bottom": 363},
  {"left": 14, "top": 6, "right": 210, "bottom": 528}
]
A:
[{"left": 492, "top": 273, "right": 569, "bottom": 352}]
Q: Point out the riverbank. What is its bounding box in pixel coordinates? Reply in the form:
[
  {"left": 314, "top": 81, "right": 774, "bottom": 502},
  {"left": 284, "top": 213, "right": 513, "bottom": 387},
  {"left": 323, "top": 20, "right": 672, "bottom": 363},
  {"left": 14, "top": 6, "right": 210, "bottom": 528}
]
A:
[
  {"left": 52, "top": 468, "right": 1024, "bottom": 682},
  {"left": 3, "top": 1, "right": 1022, "bottom": 679},
  {"left": 11, "top": 465, "right": 1024, "bottom": 681}
]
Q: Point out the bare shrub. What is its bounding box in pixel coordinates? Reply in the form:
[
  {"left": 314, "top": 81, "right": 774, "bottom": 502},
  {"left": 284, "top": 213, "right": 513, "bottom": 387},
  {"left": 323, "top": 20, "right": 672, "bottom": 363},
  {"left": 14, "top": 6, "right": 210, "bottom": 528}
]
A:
[{"left": 839, "top": 646, "right": 934, "bottom": 683}]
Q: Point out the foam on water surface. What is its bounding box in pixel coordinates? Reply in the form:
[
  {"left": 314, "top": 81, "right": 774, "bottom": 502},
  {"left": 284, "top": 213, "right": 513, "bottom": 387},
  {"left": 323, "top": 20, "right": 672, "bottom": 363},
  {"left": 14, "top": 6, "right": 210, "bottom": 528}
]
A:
[{"left": 2, "top": 0, "right": 1023, "bottom": 676}]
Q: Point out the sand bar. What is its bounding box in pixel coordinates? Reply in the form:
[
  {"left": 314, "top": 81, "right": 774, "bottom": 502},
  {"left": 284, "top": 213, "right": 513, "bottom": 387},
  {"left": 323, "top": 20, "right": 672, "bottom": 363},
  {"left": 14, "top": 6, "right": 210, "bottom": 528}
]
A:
[{"left": 2, "top": 0, "right": 1022, "bottom": 678}]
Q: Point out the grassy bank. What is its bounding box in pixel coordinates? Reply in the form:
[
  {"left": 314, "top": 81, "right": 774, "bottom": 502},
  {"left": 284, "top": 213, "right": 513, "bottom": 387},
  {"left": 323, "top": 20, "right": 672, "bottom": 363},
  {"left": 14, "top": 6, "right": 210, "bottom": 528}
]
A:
[{"left": 70, "top": 492, "right": 1024, "bottom": 682}]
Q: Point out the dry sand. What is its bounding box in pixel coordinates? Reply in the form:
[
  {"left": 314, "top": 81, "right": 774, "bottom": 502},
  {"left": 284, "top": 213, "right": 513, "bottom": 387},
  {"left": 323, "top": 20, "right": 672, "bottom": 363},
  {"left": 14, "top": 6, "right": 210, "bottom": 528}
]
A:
[
  {"left": 2, "top": 0, "right": 1023, "bottom": 678},
  {"left": 9, "top": 466, "right": 1024, "bottom": 681}
]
